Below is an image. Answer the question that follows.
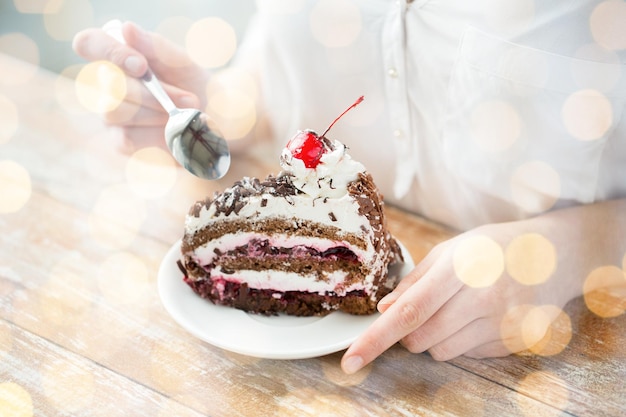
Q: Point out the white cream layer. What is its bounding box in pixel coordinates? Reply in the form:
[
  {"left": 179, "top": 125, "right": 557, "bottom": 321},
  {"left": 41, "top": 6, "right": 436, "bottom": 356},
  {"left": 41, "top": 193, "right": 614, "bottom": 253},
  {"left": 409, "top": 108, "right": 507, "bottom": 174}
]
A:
[{"left": 209, "top": 268, "right": 370, "bottom": 296}]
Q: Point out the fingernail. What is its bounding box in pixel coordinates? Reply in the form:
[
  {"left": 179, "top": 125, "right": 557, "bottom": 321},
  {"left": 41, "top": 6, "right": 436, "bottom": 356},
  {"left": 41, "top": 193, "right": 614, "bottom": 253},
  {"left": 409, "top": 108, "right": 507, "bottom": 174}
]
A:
[
  {"left": 342, "top": 355, "right": 363, "bottom": 375},
  {"left": 379, "top": 293, "right": 395, "bottom": 304},
  {"left": 377, "top": 294, "right": 396, "bottom": 312},
  {"left": 378, "top": 302, "right": 391, "bottom": 313},
  {"left": 124, "top": 56, "right": 143, "bottom": 76}
]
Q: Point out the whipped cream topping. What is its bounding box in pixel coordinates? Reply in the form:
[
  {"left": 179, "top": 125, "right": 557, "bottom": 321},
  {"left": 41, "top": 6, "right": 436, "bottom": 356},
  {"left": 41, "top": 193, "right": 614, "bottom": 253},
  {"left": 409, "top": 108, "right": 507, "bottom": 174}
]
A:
[
  {"left": 184, "top": 185, "right": 370, "bottom": 236},
  {"left": 279, "top": 136, "right": 365, "bottom": 199}
]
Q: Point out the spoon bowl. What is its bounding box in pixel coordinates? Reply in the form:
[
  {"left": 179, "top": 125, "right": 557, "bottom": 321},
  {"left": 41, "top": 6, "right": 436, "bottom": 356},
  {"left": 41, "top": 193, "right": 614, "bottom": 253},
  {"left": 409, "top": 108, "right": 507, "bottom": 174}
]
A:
[
  {"left": 103, "top": 20, "right": 230, "bottom": 180},
  {"left": 166, "top": 109, "right": 231, "bottom": 180}
]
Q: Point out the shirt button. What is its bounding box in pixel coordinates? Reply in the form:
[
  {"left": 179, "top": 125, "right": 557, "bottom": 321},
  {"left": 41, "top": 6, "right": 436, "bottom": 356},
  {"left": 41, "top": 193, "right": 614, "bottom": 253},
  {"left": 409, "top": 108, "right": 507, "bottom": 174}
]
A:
[
  {"left": 387, "top": 67, "right": 398, "bottom": 78},
  {"left": 393, "top": 129, "right": 404, "bottom": 139}
]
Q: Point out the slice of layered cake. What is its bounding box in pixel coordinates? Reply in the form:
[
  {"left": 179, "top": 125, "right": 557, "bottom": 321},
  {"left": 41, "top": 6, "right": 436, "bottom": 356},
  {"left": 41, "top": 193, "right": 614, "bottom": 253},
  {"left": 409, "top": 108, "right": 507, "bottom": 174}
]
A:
[{"left": 178, "top": 97, "right": 404, "bottom": 316}]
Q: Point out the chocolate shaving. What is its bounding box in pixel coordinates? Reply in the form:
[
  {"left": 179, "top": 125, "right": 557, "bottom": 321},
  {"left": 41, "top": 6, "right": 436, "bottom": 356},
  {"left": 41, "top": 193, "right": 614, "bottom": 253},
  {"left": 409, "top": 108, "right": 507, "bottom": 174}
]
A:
[{"left": 193, "top": 174, "right": 300, "bottom": 218}]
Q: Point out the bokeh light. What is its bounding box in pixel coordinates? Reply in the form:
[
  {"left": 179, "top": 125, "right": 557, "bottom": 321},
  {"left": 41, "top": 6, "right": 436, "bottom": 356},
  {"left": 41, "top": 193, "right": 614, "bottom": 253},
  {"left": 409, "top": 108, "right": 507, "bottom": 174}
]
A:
[
  {"left": 583, "top": 265, "right": 626, "bottom": 318},
  {"left": 13, "top": 0, "right": 55, "bottom": 14},
  {"left": 453, "top": 235, "right": 504, "bottom": 288},
  {"left": 207, "top": 90, "right": 257, "bottom": 140},
  {"left": 155, "top": 16, "right": 195, "bottom": 68},
  {"left": 38, "top": 257, "right": 92, "bottom": 327},
  {"left": 55, "top": 65, "right": 90, "bottom": 115},
  {"left": 505, "top": 233, "right": 556, "bottom": 285},
  {"left": 88, "top": 184, "right": 147, "bottom": 250},
  {"left": 501, "top": 304, "right": 553, "bottom": 353},
  {"left": 0, "top": 382, "right": 33, "bottom": 417},
  {"left": 527, "top": 306, "right": 572, "bottom": 356},
  {"left": 206, "top": 67, "right": 258, "bottom": 140},
  {"left": 75, "top": 61, "right": 127, "bottom": 114},
  {"left": 0, "top": 95, "right": 19, "bottom": 144},
  {"left": 125, "top": 147, "right": 177, "bottom": 199},
  {"left": 517, "top": 371, "right": 569, "bottom": 417},
  {"left": 43, "top": 0, "right": 94, "bottom": 41},
  {"left": 97, "top": 252, "right": 150, "bottom": 306},
  {"left": 0, "top": 33, "right": 39, "bottom": 85},
  {"left": 186, "top": 17, "right": 237, "bottom": 69},
  {"left": 206, "top": 67, "right": 259, "bottom": 102},
  {"left": 562, "top": 89, "right": 613, "bottom": 141},
  {"left": 0, "top": 160, "right": 32, "bottom": 214},
  {"left": 589, "top": 0, "right": 626, "bottom": 51},
  {"left": 520, "top": 306, "right": 554, "bottom": 350},
  {"left": 41, "top": 359, "right": 95, "bottom": 413},
  {"left": 470, "top": 100, "right": 522, "bottom": 152},
  {"left": 510, "top": 160, "right": 561, "bottom": 214},
  {"left": 309, "top": 0, "right": 362, "bottom": 48}
]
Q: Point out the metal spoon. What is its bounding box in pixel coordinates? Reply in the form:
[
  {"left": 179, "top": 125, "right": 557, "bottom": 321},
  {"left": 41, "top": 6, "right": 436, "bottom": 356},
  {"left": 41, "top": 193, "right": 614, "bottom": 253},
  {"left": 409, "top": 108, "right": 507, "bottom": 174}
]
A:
[{"left": 103, "top": 20, "right": 230, "bottom": 180}]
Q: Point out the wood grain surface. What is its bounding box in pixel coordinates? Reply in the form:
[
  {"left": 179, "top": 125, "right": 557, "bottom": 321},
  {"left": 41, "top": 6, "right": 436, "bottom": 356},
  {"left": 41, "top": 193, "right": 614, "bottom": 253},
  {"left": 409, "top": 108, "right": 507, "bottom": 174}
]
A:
[{"left": 1, "top": 54, "right": 624, "bottom": 416}]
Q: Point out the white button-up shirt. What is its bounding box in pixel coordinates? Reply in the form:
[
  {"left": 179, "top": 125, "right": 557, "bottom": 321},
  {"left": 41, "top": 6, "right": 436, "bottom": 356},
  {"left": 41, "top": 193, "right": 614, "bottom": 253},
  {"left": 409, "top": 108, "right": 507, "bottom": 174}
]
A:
[{"left": 234, "top": 0, "right": 626, "bottom": 230}]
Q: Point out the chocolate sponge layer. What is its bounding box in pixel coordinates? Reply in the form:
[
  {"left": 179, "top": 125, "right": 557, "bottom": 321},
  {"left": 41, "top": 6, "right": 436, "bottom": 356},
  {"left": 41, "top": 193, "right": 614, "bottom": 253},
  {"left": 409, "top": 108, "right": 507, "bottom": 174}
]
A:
[{"left": 182, "top": 273, "right": 393, "bottom": 316}]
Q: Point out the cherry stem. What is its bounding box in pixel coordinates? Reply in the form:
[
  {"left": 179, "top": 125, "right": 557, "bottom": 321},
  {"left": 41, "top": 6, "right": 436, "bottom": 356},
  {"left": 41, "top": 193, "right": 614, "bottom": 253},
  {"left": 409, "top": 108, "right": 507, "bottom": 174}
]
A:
[{"left": 321, "top": 95, "right": 364, "bottom": 138}]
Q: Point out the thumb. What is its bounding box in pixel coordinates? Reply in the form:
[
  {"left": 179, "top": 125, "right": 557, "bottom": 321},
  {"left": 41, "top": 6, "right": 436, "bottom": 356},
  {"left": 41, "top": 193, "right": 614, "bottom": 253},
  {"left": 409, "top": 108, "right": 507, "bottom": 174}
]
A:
[{"left": 121, "top": 22, "right": 207, "bottom": 98}]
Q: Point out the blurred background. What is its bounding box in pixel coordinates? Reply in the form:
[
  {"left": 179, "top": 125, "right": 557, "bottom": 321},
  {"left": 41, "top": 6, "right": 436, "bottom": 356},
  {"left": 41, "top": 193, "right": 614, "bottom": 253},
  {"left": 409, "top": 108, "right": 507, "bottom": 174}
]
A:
[{"left": 0, "top": 0, "right": 257, "bottom": 73}]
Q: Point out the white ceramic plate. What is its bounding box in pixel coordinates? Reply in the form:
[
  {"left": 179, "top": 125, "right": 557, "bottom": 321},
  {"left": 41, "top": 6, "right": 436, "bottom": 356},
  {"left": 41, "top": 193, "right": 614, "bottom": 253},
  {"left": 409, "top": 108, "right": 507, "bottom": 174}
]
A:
[{"left": 157, "top": 239, "right": 414, "bottom": 359}]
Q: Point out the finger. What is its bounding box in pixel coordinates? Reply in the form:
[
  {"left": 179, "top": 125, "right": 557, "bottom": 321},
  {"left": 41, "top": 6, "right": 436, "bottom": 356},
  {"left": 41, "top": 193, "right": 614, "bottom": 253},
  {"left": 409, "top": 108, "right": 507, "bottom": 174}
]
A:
[
  {"left": 121, "top": 22, "right": 207, "bottom": 96},
  {"left": 341, "top": 264, "right": 463, "bottom": 374},
  {"left": 463, "top": 340, "right": 512, "bottom": 359},
  {"left": 73, "top": 28, "right": 148, "bottom": 78},
  {"left": 420, "top": 317, "right": 501, "bottom": 361},
  {"left": 377, "top": 268, "right": 422, "bottom": 313},
  {"left": 378, "top": 242, "right": 448, "bottom": 313},
  {"left": 99, "top": 71, "right": 200, "bottom": 129},
  {"left": 399, "top": 288, "right": 484, "bottom": 354}
]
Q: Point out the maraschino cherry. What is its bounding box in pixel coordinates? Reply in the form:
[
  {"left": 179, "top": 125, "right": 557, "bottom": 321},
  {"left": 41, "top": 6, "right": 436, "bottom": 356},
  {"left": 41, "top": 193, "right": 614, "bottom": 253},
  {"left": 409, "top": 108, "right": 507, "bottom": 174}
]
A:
[{"left": 286, "top": 96, "right": 364, "bottom": 168}]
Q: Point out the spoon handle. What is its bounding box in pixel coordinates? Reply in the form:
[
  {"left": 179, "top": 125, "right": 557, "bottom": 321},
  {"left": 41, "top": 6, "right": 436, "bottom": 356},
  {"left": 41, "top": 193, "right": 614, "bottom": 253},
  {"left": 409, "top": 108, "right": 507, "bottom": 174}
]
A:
[{"left": 102, "top": 20, "right": 177, "bottom": 114}]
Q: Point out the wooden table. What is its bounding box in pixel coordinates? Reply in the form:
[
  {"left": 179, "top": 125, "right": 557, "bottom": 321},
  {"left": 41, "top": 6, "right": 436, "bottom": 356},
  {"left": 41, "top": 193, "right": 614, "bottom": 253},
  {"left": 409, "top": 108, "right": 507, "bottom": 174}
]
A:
[{"left": 1, "top": 53, "right": 624, "bottom": 417}]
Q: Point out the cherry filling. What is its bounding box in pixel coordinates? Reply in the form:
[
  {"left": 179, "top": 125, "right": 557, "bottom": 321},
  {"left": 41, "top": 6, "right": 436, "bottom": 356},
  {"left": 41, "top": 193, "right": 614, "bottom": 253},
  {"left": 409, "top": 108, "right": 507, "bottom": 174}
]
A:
[{"left": 213, "top": 238, "right": 359, "bottom": 263}]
